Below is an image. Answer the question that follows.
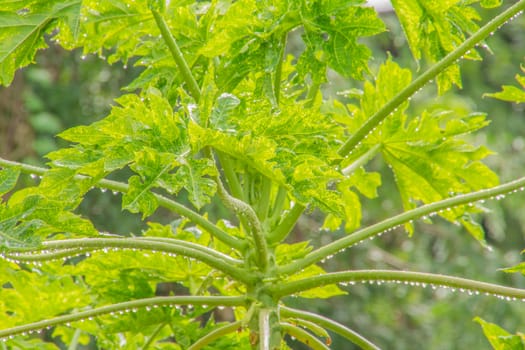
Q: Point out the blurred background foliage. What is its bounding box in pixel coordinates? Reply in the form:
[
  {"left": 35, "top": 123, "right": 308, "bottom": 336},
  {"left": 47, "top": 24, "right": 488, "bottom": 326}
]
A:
[{"left": 0, "top": 3, "right": 524, "bottom": 349}]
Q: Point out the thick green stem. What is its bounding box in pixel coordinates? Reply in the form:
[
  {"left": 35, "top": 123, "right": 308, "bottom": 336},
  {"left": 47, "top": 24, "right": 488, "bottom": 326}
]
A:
[
  {"left": 0, "top": 296, "right": 245, "bottom": 340},
  {"left": 16, "top": 238, "right": 253, "bottom": 284},
  {"left": 278, "top": 175, "right": 525, "bottom": 275},
  {"left": 337, "top": 0, "right": 525, "bottom": 157},
  {"left": 342, "top": 144, "right": 381, "bottom": 176},
  {"left": 280, "top": 306, "right": 380, "bottom": 350},
  {"left": 217, "top": 152, "right": 245, "bottom": 201},
  {"left": 214, "top": 167, "right": 269, "bottom": 271},
  {"left": 215, "top": 151, "right": 252, "bottom": 232},
  {"left": 151, "top": 10, "right": 201, "bottom": 102},
  {"left": 258, "top": 308, "right": 281, "bottom": 350},
  {"left": 280, "top": 322, "right": 330, "bottom": 350},
  {"left": 188, "top": 321, "right": 243, "bottom": 350},
  {"left": 0, "top": 158, "right": 245, "bottom": 251},
  {"left": 259, "top": 308, "right": 270, "bottom": 350},
  {"left": 256, "top": 176, "right": 272, "bottom": 221},
  {"left": 6, "top": 237, "right": 243, "bottom": 267},
  {"left": 271, "top": 270, "right": 525, "bottom": 300},
  {"left": 267, "top": 204, "right": 305, "bottom": 244},
  {"left": 134, "top": 237, "right": 243, "bottom": 265},
  {"left": 269, "top": 186, "right": 287, "bottom": 222}
]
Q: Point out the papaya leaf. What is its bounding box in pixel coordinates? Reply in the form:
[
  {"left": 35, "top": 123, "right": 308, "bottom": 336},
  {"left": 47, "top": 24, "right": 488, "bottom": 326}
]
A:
[
  {"left": 0, "top": 0, "right": 81, "bottom": 86},
  {"left": 189, "top": 122, "right": 286, "bottom": 184},
  {"left": 298, "top": 2, "right": 385, "bottom": 82},
  {"left": 342, "top": 58, "right": 497, "bottom": 241},
  {"left": 0, "top": 260, "right": 91, "bottom": 329},
  {"left": 171, "top": 158, "right": 217, "bottom": 210},
  {"left": 391, "top": 0, "right": 495, "bottom": 94},
  {"left": 485, "top": 64, "right": 525, "bottom": 103},
  {"left": 474, "top": 317, "right": 525, "bottom": 350},
  {"left": 0, "top": 167, "right": 20, "bottom": 196}
]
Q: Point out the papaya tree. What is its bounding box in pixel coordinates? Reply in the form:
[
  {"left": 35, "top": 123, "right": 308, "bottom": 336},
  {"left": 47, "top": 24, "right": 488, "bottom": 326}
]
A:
[{"left": 1, "top": 0, "right": 525, "bottom": 349}]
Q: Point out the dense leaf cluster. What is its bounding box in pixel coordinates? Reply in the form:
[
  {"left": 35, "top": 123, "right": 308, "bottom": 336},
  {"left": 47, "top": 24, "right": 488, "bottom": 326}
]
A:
[{"left": 1, "top": 0, "right": 525, "bottom": 349}]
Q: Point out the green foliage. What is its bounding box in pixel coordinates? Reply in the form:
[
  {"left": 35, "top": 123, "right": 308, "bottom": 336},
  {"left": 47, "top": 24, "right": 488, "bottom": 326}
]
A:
[
  {"left": 475, "top": 317, "right": 525, "bottom": 350},
  {"left": 390, "top": 0, "right": 498, "bottom": 94},
  {"left": 1, "top": 0, "right": 525, "bottom": 349},
  {"left": 485, "top": 63, "right": 525, "bottom": 103},
  {"left": 0, "top": 0, "right": 81, "bottom": 85}
]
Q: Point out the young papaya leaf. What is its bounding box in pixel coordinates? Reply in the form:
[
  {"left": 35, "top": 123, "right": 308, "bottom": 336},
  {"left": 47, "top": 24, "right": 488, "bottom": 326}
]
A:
[
  {"left": 189, "top": 122, "right": 286, "bottom": 184},
  {"left": 474, "top": 317, "right": 525, "bottom": 350},
  {"left": 480, "top": 0, "right": 502, "bottom": 8},
  {"left": 319, "top": 6, "right": 385, "bottom": 79},
  {"left": 122, "top": 171, "right": 164, "bottom": 218},
  {"left": 346, "top": 168, "right": 382, "bottom": 199},
  {"left": 343, "top": 59, "right": 498, "bottom": 241},
  {"left": 323, "top": 159, "right": 379, "bottom": 233},
  {"left": 390, "top": 0, "right": 493, "bottom": 94},
  {"left": 171, "top": 158, "right": 217, "bottom": 210},
  {"left": 502, "top": 258, "right": 525, "bottom": 276},
  {"left": 484, "top": 64, "right": 525, "bottom": 103},
  {"left": 0, "top": 260, "right": 91, "bottom": 329},
  {"left": 209, "top": 93, "right": 241, "bottom": 130},
  {"left": 197, "top": 0, "right": 260, "bottom": 59},
  {"left": 63, "top": 0, "right": 154, "bottom": 63},
  {"left": 49, "top": 89, "right": 188, "bottom": 179},
  {"left": 0, "top": 0, "right": 81, "bottom": 86},
  {"left": 125, "top": 147, "right": 215, "bottom": 216},
  {"left": 290, "top": 158, "right": 346, "bottom": 218},
  {"left": 298, "top": 3, "right": 385, "bottom": 82},
  {"left": 69, "top": 246, "right": 212, "bottom": 303},
  {"left": 0, "top": 167, "right": 20, "bottom": 196}
]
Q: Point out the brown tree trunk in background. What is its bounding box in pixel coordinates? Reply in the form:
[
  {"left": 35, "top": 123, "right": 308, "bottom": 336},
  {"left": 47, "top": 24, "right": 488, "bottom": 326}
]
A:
[{"left": 0, "top": 72, "right": 34, "bottom": 160}]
